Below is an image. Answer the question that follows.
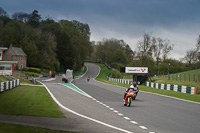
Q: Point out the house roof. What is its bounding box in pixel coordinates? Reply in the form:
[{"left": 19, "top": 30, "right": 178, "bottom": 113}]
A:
[{"left": 12, "top": 47, "right": 27, "bottom": 56}]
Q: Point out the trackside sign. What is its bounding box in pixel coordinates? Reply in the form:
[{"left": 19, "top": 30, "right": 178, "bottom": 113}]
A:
[{"left": 125, "top": 67, "right": 148, "bottom": 73}]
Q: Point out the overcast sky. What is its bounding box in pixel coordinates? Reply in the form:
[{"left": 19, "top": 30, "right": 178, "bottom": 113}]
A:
[{"left": 1, "top": 0, "right": 200, "bottom": 60}]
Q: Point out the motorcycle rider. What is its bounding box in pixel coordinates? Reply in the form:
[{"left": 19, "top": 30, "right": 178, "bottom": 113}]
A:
[{"left": 123, "top": 81, "right": 138, "bottom": 101}]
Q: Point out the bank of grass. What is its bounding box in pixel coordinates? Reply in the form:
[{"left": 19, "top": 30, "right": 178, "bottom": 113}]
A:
[
  {"left": 153, "top": 77, "right": 200, "bottom": 94},
  {"left": 0, "top": 85, "right": 64, "bottom": 117},
  {"left": 0, "top": 122, "right": 76, "bottom": 133},
  {"left": 94, "top": 63, "right": 200, "bottom": 103}
]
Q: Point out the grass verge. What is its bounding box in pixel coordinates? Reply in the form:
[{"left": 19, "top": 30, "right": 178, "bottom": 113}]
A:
[
  {"left": 93, "top": 63, "right": 200, "bottom": 103},
  {"left": 0, "top": 122, "right": 76, "bottom": 133},
  {"left": 0, "top": 85, "right": 64, "bottom": 117}
]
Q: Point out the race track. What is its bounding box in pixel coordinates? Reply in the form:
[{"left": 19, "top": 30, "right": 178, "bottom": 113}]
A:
[{"left": 42, "top": 63, "right": 200, "bottom": 133}]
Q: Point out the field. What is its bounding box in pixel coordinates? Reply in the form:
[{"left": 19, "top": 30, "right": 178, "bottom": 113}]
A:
[{"left": 153, "top": 69, "right": 200, "bottom": 93}]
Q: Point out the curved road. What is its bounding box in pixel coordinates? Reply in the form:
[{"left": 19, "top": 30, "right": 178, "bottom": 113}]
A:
[{"left": 42, "top": 63, "right": 200, "bottom": 133}]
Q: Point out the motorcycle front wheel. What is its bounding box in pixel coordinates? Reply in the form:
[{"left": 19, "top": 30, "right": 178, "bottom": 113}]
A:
[{"left": 128, "top": 97, "right": 132, "bottom": 107}]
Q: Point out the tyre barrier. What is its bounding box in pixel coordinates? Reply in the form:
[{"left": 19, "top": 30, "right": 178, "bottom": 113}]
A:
[
  {"left": 0, "top": 79, "right": 20, "bottom": 93},
  {"left": 145, "top": 81, "right": 198, "bottom": 95}
]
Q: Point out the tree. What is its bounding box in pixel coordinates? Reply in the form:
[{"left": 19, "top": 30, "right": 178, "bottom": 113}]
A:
[
  {"left": 137, "top": 33, "right": 154, "bottom": 65},
  {"left": 184, "top": 49, "right": 198, "bottom": 66},
  {"left": 153, "top": 37, "right": 164, "bottom": 65},
  {"left": 0, "top": 7, "right": 8, "bottom": 17},
  {"left": 162, "top": 39, "right": 174, "bottom": 60},
  {"left": 28, "top": 10, "right": 41, "bottom": 28},
  {"left": 12, "top": 12, "right": 29, "bottom": 23}
]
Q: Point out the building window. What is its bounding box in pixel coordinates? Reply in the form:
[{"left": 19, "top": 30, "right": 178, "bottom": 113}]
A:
[{"left": 0, "top": 64, "right": 12, "bottom": 70}]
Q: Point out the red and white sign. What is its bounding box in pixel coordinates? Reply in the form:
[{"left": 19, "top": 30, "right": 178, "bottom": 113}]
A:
[{"left": 125, "top": 67, "right": 148, "bottom": 73}]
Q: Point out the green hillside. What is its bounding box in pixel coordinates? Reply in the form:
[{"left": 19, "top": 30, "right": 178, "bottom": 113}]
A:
[{"left": 154, "top": 69, "right": 200, "bottom": 93}]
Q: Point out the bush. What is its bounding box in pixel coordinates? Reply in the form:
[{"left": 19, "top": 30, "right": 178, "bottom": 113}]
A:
[
  {"left": 111, "top": 69, "right": 122, "bottom": 78},
  {"left": 23, "top": 67, "right": 40, "bottom": 73}
]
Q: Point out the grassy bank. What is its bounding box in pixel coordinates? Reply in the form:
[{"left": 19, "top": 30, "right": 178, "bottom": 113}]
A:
[
  {"left": 94, "top": 63, "right": 200, "bottom": 103},
  {"left": 0, "top": 123, "right": 76, "bottom": 133},
  {"left": 0, "top": 85, "right": 64, "bottom": 117}
]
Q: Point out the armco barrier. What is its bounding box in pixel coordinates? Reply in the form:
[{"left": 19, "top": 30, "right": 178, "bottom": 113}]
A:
[
  {"left": 145, "top": 81, "right": 198, "bottom": 95},
  {"left": 0, "top": 79, "right": 20, "bottom": 93},
  {"left": 108, "top": 77, "right": 134, "bottom": 85}
]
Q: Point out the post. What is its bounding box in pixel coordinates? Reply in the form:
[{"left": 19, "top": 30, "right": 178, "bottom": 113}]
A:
[{"left": 168, "top": 63, "right": 170, "bottom": 80}]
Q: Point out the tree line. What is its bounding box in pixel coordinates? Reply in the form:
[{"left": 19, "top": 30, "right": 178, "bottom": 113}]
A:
[
  {"left": 89, "top": 33, "right": 200, "bottom": 76},
  {"left": 0, "top": 7, "right": 92, "bottom": 72}
]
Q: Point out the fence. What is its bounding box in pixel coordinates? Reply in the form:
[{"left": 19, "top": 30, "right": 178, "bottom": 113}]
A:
[
  {"left": 108, "top": 77, "right": 134, "bottom": 85},
  {"left": 145, "top": 81, "right": 198, "bottom": 95},
  {"left": 158, "top": 73, "right": 200, "bottom": 82},
  {"left": 108, "top": 77, "right": 198, "bottom": 95},
  {"left": 0, "top": 79, "right": 20, "bottom": 93}
]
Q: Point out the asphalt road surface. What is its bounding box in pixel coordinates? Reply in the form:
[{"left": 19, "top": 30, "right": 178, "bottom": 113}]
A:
[{"left": 41, "top": 63, "right": 200, "bottom": 133}]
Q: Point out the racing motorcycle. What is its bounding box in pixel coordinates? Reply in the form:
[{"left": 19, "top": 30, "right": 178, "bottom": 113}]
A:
[
  {"left": 124, "top": 89, "right": 135, "bottom": 107},
  {"left": 124, "top": 87, "right": 139, "bottom": 107}
]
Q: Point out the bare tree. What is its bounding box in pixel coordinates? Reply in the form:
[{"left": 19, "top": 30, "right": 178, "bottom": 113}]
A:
[
  {"left": 153, "top": 37, "right": 164, "bottom": 65},
  {"left": 137, "top": 33, "right": 155, "bottom": 65},
  {"left": 184, "top": 49, "right": 198, "bottom": 66},
  {"left": 162, "top": 39, "right": 174, "bottom": 60}
]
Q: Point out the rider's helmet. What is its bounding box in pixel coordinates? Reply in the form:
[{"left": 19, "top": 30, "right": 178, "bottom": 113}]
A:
[{"left": 133, "top": 81, "right": 137, "bottom": 87}]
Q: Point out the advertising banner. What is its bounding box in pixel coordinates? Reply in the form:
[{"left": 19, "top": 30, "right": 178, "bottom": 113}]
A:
[{"left": 125, "top": 67, "right": 148, "bottom": 73}]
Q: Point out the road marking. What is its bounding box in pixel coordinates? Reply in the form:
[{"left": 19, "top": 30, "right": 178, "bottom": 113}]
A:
[
  {"left": 118, "top": 113, "right": 123, "bottom": 116},
  {"left": 113, "top": 110, "right": 118, "bottom": 113},
  {"left": 109, "top": 108, "right": 114, "bottom": 110},
  {"left": 124, "top": 117, "right": 131, "bottom": 120},
  {"left": 60, "top": 83, "right": 92, "bottom": 98},
  {"left": 42, "top": 78, "right": 56, "bottom": 81},
  {"left": 140, "top": 126, "right": 147, "bottom": 130},
  {"left": 42, "top": 83, "right": 134, "bottom": 133},
  {"left": 130, "top": 121, "right": 138, "bottom": 124}
]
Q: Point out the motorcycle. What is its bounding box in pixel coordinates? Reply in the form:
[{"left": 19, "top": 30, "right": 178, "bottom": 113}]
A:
[{"left": 124, "top": 89, "right": 135, "bottom": 107}]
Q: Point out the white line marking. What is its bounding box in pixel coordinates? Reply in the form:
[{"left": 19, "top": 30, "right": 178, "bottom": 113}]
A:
[
  {"left": 42, "top": 78, "right": 56, "bottom": 81},
  {"left": 149, "top": 132, "right": 155, "bottom": 133},
  {"left": 42, "top": 83, "right": 134, "bottom": 133},
  {"left": 113, "top": 110, "right": 118, "bottom": 113},
  {"left": 140, "top": 126, "right": 147, "bottom": 130},
  {"left": 106, "top": 106, "right": 110, "bottom": 108},
  {"left": 141, "top": 91, "right": 200, "bottom": 105},
  {"left": 130, "top": 121, "right": 138, "bottom": 124},
  {"left": 60, "top": 83, "right": 92, "bottom": 98},
  {"left": 109, "top": 108, "right": 114, "bottom": 110},
  {"left": 124, "top": 117, "right": 131, "bottom": 120},
  {"left": 118, "top": 113, "right": 123, "bottom": 116}
]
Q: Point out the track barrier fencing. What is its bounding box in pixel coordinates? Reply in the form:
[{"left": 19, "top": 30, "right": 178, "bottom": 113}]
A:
[{"left": 0, "top": 79, "right": 20, "bottom": 93}]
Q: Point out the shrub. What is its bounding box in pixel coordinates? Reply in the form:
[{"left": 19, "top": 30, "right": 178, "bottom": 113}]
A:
[
  {"left": 111, "top": 69, "right": 122, "bottom": 78},
  {"left": 23, "top": 67, "right": 40, "bottom": 73}
]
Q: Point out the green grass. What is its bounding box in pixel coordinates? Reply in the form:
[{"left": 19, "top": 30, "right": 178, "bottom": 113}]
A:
[
  {"left": 153, "top": 69, "right": 200, "bottom": 93},
  {"left": 94, "top": 63, "right": 200, "bottom": 103},
  {"left": 0, "top": 122, "right": 76, "bottom": 133},
  {"left": 94, "top": 63, "right": 111, "bottom": 82},
  {"left": 0, "top": 85, "right": 64, "bottom": 117}
]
